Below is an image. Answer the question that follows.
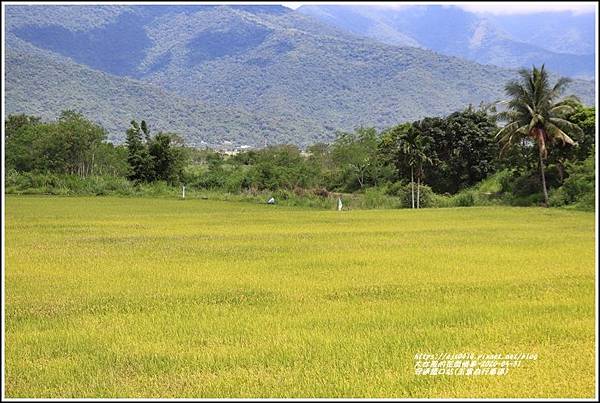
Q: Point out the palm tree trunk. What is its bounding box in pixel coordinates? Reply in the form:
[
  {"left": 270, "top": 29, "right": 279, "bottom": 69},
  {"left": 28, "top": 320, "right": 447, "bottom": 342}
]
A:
[
  {"left": 539, "top": 146, "right": 549, "bottom": 207},
  {"left": 411, "top": 166, "right": 415, "bottom": 209},
  {"left": 417, "top": 176, "right": 420, "bottom": 209}
]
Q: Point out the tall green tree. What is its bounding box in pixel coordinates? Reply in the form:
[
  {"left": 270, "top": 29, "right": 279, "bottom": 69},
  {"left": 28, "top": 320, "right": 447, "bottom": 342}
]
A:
[
  {"left": 496, "top": 65, "right": 582, "bottom": 206},
  {"left": 410, "top": 122, "right": 434, "bottom": 208},
  {"left": 331, "top": 127, "right": 393, "bottom": 191},
  {"left": 148, "top": 132, "right": 186, "bottom": 184},
  {"left": 380, "top": 123, "right": 431, "bottom": 208},
  {"left": 57, "top": 110, "right": 106, "bottom": 176},
  {"left": 125, "top": 120, "right": 153, "bottom": 182},
  {"left": 424, "top": 109, "right": 499, "bottom": 194},
  {"left": 400, "top": 125, "right": 431, "bottom": 208}
]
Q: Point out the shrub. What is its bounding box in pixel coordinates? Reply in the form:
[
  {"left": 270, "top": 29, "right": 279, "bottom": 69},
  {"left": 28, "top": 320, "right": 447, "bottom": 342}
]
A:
[
  {"left": 312, "top": 187, "right": 330, "bottom": 198},
  {"left": 550, "top": 155, "right": 595, "bottom": 210},
  {"left": 4, "top": 172, "right": 137, "bottom": 196},
  {"left": 510, "top": 173, "right": 542, "bottom": 197},
  {"left": 385, "top": 181, "right": 406, "bottom": 197},
  {"left": 572, "top": 192, "right": 595, "bottom": 211},
  {"left": 430, "top": 193, "right": 453, "bottom": 208},
  {"left": 452, "top": 190, "right": 475, "bottom": 207},
  {"left": 224, "top": 170, "right": 251, "bottom": 193},
  {"left": 393, "top": 183, "right": 434, "bottom": 208},
  {"left": 362, "top": 188, "right": 389, "bottom": 209},
  {"left": 273, "top": 189, "right": 292, "bottom": 201},
  {"left": 506, "top": 193, "right": 544, "bottom": 207}
]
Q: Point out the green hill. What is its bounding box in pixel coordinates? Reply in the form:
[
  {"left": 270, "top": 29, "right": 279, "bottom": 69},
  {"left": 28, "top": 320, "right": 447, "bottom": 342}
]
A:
[{"left": 5, "top": 37, "right": 322, "bottom": 146}]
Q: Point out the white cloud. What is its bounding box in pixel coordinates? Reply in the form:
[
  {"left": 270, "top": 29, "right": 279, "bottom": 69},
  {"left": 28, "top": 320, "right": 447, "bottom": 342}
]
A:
[
  {"left": 280, "top": 2, "right": 303, "bottom": 9},
  {"left": 280, "top": 2, "right": 596, "bottom": 15},
  {"left": 453, "top": 2, "right": 596, "bottom": 15}
]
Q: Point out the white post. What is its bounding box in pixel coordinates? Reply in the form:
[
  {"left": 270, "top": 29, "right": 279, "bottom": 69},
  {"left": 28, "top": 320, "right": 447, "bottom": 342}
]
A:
[{"left": 182, "top": 185, "right": 186, "bottom": 199}]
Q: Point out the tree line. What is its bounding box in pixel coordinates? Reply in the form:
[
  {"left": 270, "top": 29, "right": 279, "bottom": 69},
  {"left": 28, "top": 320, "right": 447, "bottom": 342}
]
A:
[{"left": 4, "top": 66, "right": 595, "bottom": 209}]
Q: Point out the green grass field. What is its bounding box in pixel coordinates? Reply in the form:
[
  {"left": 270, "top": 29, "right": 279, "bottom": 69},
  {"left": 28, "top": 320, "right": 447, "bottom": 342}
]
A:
[{"left": 4, "top": 196, "right": 596, "bottom": 398}]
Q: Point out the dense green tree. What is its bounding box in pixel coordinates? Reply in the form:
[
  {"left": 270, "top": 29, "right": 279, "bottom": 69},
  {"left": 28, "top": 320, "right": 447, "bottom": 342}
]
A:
[
  {"left": 6, "top": 122, "right": 53, "bottom": 172},
  {"left": 93, "top": 143, "right": 129, "bottom": 177},
  {"left": 125, "top": 120, "right": 187, "bottom": 184},
  {"left": 306, "top": 142, "right": 333, "bottom": 171},
  {"left": 56, "top": 110, "right": 107, "bottom": 176},
  {"left": 382, "top": 108, "right": 498, "bottom": 196},
  {"left": 148, "top": 132, "right": 187, "bottom": 184},
  {"left": 553, "top": 153, "right": 595, "bottom": 208},
  {"left": 496, "top": 65, "right": 582, "bottom": 206},
  {"left": 125, "top": 120, "right": 154, "bottom": 182},
  {"left": 6, "top": 111, "right": 115, "bottom": 177},
  {"left": 4, "top": 113, "right": 41, "bottom": 140},
  {"left": 379, "top": 122, "right": 411, "bottom": 170},
  {"left": 5, "top": 101, "right": 591, "bottom": 208},
  {"left": 546, "top": 102, "right": 596, "bottom": 182},
  {"left": 305, "top": 142, "right": 335, "bottom": 188},
  {"left": 248, "top": 145, "right": 320, "bottom": 190},
  {"left": 423, "top": 108, "right": 499, "bottom": 194},
  {"left": 230, "top": 149, "right": 258, "bottom": 166},
  {"left": 331, "top": 127, "right": 394, "bottom": 191},
  {"left": 566, "top": 104, "right": 595, "bottom": 160}
]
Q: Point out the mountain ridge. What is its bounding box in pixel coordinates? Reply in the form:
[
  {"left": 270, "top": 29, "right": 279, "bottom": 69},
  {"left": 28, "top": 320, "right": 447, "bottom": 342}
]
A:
[
  {"left": 5, "top": 5, "right": 595, "bottom": 147},
  {"left": 5, "top": 34, "right": 319, "bottom": 147},
  {"left": 298, "top": 4, "right": 595, "bottom": 79}
]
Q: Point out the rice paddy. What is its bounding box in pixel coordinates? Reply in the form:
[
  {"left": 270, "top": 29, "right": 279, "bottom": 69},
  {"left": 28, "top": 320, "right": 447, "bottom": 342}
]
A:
[{"left": 4, "top": 196, "right": 596, "bottom": 398}]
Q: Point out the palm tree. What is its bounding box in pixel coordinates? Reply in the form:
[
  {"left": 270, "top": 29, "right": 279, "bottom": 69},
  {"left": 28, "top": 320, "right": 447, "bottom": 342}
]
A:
[
  {"left": 496, "top": 65, "right": 582, "bottom": 206},
  {"left": 415, "top": 155, "right": 432, "bottom": 209},
  {"left": 399, "top": 127, "right": 431, "bottom": 208}
]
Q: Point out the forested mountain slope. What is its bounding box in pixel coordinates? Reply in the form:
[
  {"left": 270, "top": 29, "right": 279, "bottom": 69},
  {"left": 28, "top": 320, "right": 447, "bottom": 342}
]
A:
[{"left": 5, "top": 5, "right": 595, "bottom": 146}]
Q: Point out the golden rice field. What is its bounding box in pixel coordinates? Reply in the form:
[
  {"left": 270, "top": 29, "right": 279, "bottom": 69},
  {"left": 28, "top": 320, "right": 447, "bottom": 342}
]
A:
[{"left": 4, "top": 196, "right": 597, "bottom": 398}]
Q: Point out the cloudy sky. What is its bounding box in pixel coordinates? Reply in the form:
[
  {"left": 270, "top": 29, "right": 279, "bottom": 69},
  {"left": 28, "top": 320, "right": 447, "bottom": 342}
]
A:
[{"left": 280, "top": 1, "right": 596, "bottom": 15}]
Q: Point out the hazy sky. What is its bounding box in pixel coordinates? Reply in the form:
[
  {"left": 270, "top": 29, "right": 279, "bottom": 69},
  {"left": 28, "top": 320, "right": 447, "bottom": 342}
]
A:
[{"left": 280, "top": 2, "right": 597, "bottom": 15}]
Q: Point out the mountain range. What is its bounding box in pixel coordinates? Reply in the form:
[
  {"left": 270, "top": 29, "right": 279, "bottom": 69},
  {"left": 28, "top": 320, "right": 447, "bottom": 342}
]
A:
[
  {"left": 4, "top": 4, "right": 596, "bottom": 147},
  {"left": 298, "top": 4, "right": 595, "bottom": 79}
]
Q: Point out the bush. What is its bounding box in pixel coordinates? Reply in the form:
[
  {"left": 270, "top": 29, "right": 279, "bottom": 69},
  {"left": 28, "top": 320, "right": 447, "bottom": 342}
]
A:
[
  {"left": 362, "top": 188, "right": 391, "bottom": 209},
  {"left": 384, "top": 182, "right": 427, "bottom": 207},
  {"left": 273, "top": 189, "right": 293, "bottom": 201},
  {"left": 549, "top": 188, "right": 567, "bottom": 207},
  {"left": 510, "top": 173, "right": 542, "bottom": 197},
  {"left": 6, "top": 172, "right": 144, "bottom": 196},
  {"left": 224, "top": 170, "right": 251, "bottom": 193},
  {"left": 137, "top": 181, "right": 175, "bottom": 197},
  {"left": 549, "top": 155, "right": 595, "bottom": 210},
  {"left": 506, "top": 192, "right": 544, "bottom": 207},
  {"left": 312, "top": 187, "right": 330, "bottom": 198},
  {"left": 384, "top": 181, "right": 406, "bottom": 197},
  {"left": 452, "top": 190, "right": 475, "bottom": 207},
  {"left": 391, "top": 183, "right": 434, "bottom": 208},
  {"left": 478, "top": 169, "right": 513, "bottom": 194},
  {"left": 429, "top": 193, "right": 452, "bottom": 208},
  {"left": 572, "top": 192, "right": 595, "bottom": 211}
]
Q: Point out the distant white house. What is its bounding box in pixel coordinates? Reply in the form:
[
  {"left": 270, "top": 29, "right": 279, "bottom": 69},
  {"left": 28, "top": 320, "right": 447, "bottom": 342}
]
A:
[{"left": 218, "top": 143, "right": 255, "bottom": 156}]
